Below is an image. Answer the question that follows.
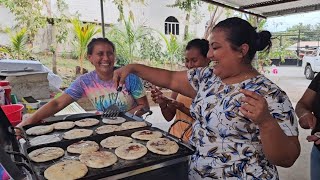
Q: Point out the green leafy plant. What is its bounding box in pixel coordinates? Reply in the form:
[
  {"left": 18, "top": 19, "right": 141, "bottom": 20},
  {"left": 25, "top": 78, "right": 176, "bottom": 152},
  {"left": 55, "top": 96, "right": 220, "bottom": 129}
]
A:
[
  {"left": 0, "top": 0, "right": 47, "bottom": 46},
  {"left": 45, "top": 0, "right": 70, "bottom": 74},
  {"left": 269, "top": 40, "right": 298, "bottom": 63},
  {"left": 72, "top": 19, "right": 101, "bottom": 74},
  {"left": 138, "top": 34, "right": 164, "bottom": 63},
  {"left": 107, "top": 17, "right": 151, "bottom": 65},
  {"left": 112, "top": 0, "right": 145, "bottom": 22},
  {"left": 0, "top": 27, "right": 29, "bottom": 59},
  {"left": 158, "top": 33, "right": 183, "bottom": 69}
]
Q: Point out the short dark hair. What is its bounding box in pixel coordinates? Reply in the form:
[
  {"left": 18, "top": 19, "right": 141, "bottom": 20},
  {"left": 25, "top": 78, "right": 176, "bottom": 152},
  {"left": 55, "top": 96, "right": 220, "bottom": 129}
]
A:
[
  {"left": 185, "top": 38, "right": 209, "bottom": 58},
  {"left": 213, "top": 17, "right": 272, "bottom": 63},
  {"left": 87, "top": 38, "right": 115, "bottom": 55}
]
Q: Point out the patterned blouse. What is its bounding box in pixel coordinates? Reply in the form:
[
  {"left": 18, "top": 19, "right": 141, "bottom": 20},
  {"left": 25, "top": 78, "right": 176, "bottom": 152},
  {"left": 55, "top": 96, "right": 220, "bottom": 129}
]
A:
[{"left": 187, "top": 67, "right": 298, "bottom": 180}]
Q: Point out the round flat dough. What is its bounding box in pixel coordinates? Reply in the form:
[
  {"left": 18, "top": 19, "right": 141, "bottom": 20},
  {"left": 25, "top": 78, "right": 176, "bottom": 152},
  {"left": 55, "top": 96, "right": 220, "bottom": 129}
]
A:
[
  {"left": 95, "top": 125, "right": 125, "bottom": 135},
  {"left": 121, "top": 121, "right": 147, "bottom": 129},
  {"left": 131, "top": 130, "right": 162, "bottom": 141},
  {"left": 63, "top": 129, "right": 93, "bottom": 140},
  {"left": 79, "top": 151, "right": 117, "bottom": 168},
  {"left": 100, "top": 136, "right": 133, "bottom": 149},
  {"left": 53, "top": 121, "right": 75, "bottom": 130},
  {"left": 102, "top": 117, "right": 126, "bottom": 124},
  {"left": 146, "top": 138, "right": 179, "bottom": 155},
  {"left": 75, "top": 118, "right": 100, "bottom": 127},
  {"left": 67, "top": 140, "right": 99, "bottom": 154},
  {"left": 44, "top": 160, "right": 88, "bottom": 180},
  {"left": 115, "top": 143, "right": 147, "bottom": 160},
  {"left": 28, "top": 147, "right": 64, "bottom": 162},
  {"left": 26, "top": 125, "right": 54, "bottom": 136},
  {"left": 29, "top": 134, "right": 61, "bottom": 146}
]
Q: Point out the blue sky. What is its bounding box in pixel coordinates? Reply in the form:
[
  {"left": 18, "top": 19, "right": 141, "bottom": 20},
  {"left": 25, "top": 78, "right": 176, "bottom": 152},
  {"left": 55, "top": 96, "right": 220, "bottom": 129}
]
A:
[{"left": 265, "top": 10, "right": 320, "bottom": 32}]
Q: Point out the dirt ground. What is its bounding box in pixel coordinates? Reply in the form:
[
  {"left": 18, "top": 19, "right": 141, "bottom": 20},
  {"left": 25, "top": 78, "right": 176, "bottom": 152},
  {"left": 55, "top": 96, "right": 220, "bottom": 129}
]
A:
[{"left": 263, "top": 66, "right": 312, "bottom": 180}]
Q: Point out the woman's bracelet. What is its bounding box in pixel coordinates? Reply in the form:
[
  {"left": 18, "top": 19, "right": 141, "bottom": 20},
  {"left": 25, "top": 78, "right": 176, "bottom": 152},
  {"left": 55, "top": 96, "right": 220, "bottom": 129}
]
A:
[{"left": 298, "top": 112, "right": 312, "bottom": 119}]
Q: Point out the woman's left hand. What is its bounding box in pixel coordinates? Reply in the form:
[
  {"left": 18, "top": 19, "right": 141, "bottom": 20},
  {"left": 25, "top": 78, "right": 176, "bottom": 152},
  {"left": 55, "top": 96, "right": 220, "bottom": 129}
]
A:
[
  {"left": 167, "top": 99, "right": 185, "bottom": 109},
  {"left": 307, "top": 135, "right": 320, "bottom": 145},
  {"left": 239, "top": 89, "right": 272, "bottom": 126}
]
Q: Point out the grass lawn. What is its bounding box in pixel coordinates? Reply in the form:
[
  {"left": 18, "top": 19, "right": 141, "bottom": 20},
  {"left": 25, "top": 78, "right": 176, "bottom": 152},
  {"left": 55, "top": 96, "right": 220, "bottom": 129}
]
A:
[{"left": 36, "top": 54, "right": 95, "bottom": 88}]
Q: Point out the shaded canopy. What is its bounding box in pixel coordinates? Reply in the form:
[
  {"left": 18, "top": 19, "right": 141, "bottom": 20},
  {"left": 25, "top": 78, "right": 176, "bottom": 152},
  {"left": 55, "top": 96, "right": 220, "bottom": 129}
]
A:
[{"left": 201, "top": 0, "right": 320, "bottom": 18}]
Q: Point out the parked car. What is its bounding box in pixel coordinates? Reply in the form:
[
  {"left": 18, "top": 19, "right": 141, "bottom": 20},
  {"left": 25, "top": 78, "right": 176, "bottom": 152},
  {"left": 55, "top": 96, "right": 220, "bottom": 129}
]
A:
[{"left": 302, "top": 48, "right": 320, "bottom": 79}]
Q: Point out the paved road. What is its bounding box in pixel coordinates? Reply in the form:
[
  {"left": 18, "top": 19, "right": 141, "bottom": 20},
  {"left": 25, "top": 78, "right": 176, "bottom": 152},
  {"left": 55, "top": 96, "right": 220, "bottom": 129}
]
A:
[
  {"left": 266, "top": 66, "right": 312, "bottom": 180},
  {"left": 149, "top": 66, "right": 313, "bottom": 180}
]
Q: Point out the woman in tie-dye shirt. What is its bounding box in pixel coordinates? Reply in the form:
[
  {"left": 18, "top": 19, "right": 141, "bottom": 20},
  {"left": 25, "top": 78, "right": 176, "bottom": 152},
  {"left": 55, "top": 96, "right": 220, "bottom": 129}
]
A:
[{"left": 17, "top": 38, "right": 148, "bottom": 127}]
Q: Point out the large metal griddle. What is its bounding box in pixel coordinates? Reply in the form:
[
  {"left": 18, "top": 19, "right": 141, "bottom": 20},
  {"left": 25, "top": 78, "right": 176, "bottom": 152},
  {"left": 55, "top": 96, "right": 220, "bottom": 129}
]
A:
[
  {"left": 25, "top": 126, "right": 195, "bottom": 180},
  {"left": 1, "top": 107, "right": 195, "bottom": 180},
  {"left": 21, "top": 112, "right": 152, "bottom": 147}
]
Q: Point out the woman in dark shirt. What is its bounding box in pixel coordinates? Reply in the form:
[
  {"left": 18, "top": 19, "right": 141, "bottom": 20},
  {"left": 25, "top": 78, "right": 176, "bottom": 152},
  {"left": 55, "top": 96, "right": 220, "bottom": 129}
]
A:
[{"left": 296, "top": 73, "right": 320, "bottom": 180}]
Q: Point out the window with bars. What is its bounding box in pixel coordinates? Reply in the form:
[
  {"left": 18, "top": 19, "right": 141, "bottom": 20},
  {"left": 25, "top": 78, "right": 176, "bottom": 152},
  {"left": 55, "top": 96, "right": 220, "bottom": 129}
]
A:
[{"left": 164, "top": 16, "right": 179, "bottom": 35}]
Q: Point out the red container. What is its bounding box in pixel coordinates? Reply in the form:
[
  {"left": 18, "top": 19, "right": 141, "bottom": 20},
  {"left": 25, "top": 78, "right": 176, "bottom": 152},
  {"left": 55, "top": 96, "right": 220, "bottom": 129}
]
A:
[{"left": 1, "top": 104, "right": 24, "bottom": 126}]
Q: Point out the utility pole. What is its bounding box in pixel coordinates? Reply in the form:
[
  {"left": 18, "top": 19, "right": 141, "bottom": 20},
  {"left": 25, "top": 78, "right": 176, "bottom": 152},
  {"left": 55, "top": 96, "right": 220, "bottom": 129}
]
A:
[
  {"left": 100, "top": 0, "right": 105, "bottom": 38},
  {"left": 280, "top": 35, "right": 283, "bottom": 64},
  {"left": 297, "top": 29, "right": 301, "bottom": 66}
]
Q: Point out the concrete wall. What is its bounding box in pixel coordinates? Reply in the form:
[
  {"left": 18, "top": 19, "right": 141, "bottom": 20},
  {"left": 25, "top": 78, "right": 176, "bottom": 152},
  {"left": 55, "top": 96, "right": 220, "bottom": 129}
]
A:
[
  {"left": 0, "top": 1, "right": 227, "bottom": 54},
  {"left": 5, "top": 73, "right": 51, "bottom": 101},
  {"left": 54, "top": 0, "right": 119, "bottom": 24},
  {"left": 0, "top": 6, "right": 16, "bottom": 46}
]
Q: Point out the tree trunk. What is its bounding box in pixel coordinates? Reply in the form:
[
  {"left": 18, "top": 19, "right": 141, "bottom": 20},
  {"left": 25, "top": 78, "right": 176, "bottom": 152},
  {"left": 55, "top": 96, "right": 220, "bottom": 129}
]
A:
[
  {"left": 52, "top": 50, "right": 57, "bottom": 74},
  {"left": 45, "top": 0, "right": 58, "bottom": 73},
  {"left": 203, "top": 7, "right": 223, "bottom": 39},
  {"left": 47, "top": 23, "right": 58, "bottom": 74},
  {"left": 76, "top": 66, "right": 88, "bottom": 75},
  {"left": 80, "top": 55, "right": 84, "bottom": 74},
  {"left": 184, "top": 13, "right": 190, "bottom": 40}
]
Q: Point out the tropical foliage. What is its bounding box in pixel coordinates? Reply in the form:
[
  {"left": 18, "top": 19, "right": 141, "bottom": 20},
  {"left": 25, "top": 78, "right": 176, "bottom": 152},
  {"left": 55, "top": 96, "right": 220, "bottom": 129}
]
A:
[
  {"left": 0, "top": 28, "right": 29, "bottom": 59},
  {"left": 45, "top": 0, "right": 70, "bottom": 73},
  {"left": 138, "top": 34, "right": 164, "bottom": 63},
  {"left": 286, "top": 23, "right": 320, "bottom": 41},
  {"left": 112, "top": 0, "right": 145, "bottom": 22},
  {"left": 72, "top": 19, "right": 101, "bottom": 74},
  {"left": 0, "top": 0, "right": 47, "bottom": 46},
  {"left": 158, "top": 33, "right": 186, "bottom": 68},
  {"left": 107, "top": 17, "right": 151, "bottom": 65}
]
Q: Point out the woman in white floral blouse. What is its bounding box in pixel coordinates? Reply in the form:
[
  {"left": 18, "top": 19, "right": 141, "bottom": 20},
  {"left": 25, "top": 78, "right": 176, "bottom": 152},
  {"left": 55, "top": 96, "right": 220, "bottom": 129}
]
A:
[{"left": 113, "top": 17, "right": 300, "bottom": 180}]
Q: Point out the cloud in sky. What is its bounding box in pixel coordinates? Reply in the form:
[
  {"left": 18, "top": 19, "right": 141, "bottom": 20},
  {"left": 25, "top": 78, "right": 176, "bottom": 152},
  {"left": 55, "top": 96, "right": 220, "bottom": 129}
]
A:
[{"left": 265, "top": 10, "right": 320, "bottom": 32}]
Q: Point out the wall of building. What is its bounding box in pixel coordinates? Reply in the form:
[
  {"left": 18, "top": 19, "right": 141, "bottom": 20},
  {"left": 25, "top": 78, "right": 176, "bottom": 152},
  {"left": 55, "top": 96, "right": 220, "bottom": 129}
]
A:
[
  {"left": 0, "top": 6, "right": 16, "bottom": 46},
  {"left": 0, "top": 0, "right": 227, "bottom": 54}
]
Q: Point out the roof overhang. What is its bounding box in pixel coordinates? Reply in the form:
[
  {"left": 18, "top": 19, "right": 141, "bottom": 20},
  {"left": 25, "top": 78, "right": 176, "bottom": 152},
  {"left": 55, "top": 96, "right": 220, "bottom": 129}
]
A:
[{"left": 201, "top": 0, "right": 320, "bottom": 18}]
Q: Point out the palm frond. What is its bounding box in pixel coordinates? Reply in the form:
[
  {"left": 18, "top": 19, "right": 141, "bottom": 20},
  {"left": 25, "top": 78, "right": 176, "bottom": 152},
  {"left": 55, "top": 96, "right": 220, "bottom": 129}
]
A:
[{"left": 72, "top": 19, "right": 101, "bottom": 72}]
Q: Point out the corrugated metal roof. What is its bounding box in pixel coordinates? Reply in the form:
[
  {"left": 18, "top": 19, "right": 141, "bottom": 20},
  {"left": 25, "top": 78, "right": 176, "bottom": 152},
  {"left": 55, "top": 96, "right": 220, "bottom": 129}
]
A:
[{"left": 201, "top": 0, "right": 320, "bottom": 18}]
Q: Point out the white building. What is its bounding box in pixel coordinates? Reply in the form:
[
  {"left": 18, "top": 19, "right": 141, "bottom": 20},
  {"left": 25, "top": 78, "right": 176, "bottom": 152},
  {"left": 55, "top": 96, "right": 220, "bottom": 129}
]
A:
[{"left": 0, "top": 0, "right": 227, "bottom": 54}]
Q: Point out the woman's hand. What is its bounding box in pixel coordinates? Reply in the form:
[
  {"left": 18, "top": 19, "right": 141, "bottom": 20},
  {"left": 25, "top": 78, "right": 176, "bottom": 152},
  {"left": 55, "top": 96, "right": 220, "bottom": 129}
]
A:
[
  {"left": 167, "top": 98, "right": 185, "bottom": 109},
  {"left": 239, "top": 89, "right": 272, "bottom": 126},
  {"left": 113, "top": 64, "right": 133, "bottom": 87},
  {"left": 151, "top": 87, "right": 166, "bottom": 104},
  {"left": 307, "top": 135, "right": 320, "bottom": 145},
  {"left": 14, "top": 126, "right": 23, "bottom": 139},
  {"left": 298, "top": 113, "right": 317, "bottom": 129}
]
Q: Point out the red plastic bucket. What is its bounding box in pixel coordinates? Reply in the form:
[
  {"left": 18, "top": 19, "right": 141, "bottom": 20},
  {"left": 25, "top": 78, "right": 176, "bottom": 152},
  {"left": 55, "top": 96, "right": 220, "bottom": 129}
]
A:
[{"left": 1, "top": 104, "right": 24, "bottom": 126}]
